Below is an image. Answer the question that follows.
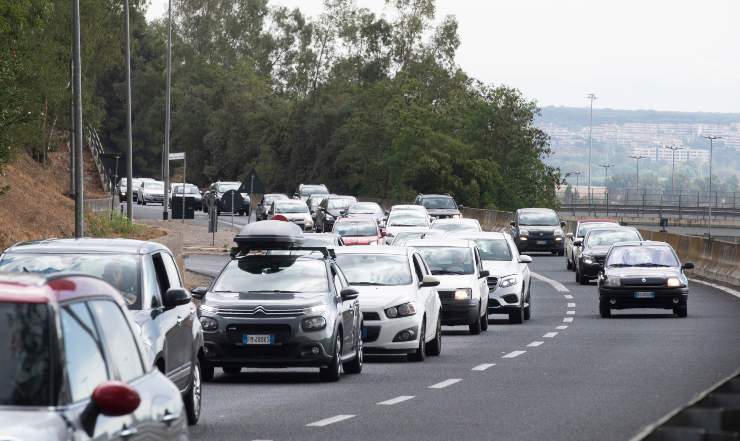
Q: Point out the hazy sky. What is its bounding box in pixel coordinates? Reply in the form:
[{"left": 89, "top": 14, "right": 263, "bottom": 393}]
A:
[{"left": 146, "top": 0, "right": 740, "bottom": 113}]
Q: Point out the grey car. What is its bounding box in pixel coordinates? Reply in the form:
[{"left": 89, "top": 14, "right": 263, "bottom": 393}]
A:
[
  {"left": 413, "top": 194, "right": 462, "bottom": 219},
  {"left": 0, "top": 238, "right": 205, "bottom": 425},
  {"left": 0, "top": 273, "right": 188, "bottom": 440}
]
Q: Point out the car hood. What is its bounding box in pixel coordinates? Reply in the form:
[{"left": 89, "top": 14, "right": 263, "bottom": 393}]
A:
[
  {"left": 582, "top": 246, "right": 610, "bottom": 256},
  {"left": 385, "top": 225, "right": 429, "bottom": 236},
  {"left": 204, "top": 291, "right": 327, "bottom": 309},
  {"left": 341, "top": 236, "right": 381, "bottom": 245},
  {"left": 352, "top": 285, "right": 414, "bottom": 309},
  {"left": 605, "top": 267, "right": 683, "bottom": 279},
  {"left": 482, "top": 260, "right": 519, "bottom": 277},
  {"left": 432, "top": 274, "right": 477, "bottom": 290},
  {"left": 520, "top": 226, "right": 559, "bottom": 233},
  {"left": 0, "top": 410, "right": 66, "bottom": 439}
]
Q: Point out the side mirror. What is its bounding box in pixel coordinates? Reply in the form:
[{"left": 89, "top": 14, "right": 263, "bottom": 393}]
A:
[
  {"left": 566, "top": 232, "right": 573, "bottom": 239},
  {"left": 510, "top": 221, "right": 517, "bottom": 227},
  {"left": 340, "top": 287, "right": 359, "bottom": 301},
  {"left": 518, "top": 255, "right": 533, "bottom": 264},
  {"left": 458, "top": 204, "right": 465, "bottom": 210},
  {"left": 573, "top": 239, "right": 583, "bottom": 247},
  {"left": 81, "top": 381, "right": 141, "bottom": 436},
  {"left": 682, "top": 262, "right": 695, "bottom": 270},
  {"left": 561, "top": 221, "right": 566, "bottom": 227},
  {"left": 164, "top": 288, "right": 191, "bottom": 309},
  {"left": 421, "top": 275, "right": 440, "bottom": 288},
  {"left": 384, "top": 210, "right": 389, "bottom": 215},
  {"left": 191, "top": 286, "right": 208, "bottom": 301},
  {"left": 479, "top": 270, "right": 490, "bottom": 278}
]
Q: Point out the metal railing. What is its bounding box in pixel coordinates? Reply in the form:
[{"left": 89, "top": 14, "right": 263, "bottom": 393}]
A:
[{"left": 87, "top": 127, "right": 109, "bottom": 192}]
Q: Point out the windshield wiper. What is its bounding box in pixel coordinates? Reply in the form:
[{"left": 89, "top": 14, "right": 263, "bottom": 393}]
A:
[
  {"left": 633, "top": 263, "right": 672, "bottom": 267},
  {"left": 607, "top": 264, "right": 633, "bottom": 268},
  {"left": 390, "top": 224, "right": 421, "bottom": 227},
  {"left": 432, "top": 270, "right": 467, "bottom": 275},
  {"left": 246, "top": 290, "right": 298, "bottom": 293},
  {"left": 351, "top": 282, "right": 391, "bottom": 286}
]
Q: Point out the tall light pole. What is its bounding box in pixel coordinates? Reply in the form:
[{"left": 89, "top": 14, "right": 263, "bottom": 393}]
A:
[
  {"left": 586, "top": 93, "right": 597, "bottom": 211},
  {"left": 703, "top": 135, "right": 723, "bottom": 240},
  {"left": 567, "top": 171, "right": 582, "bottom": 202},
  {"left": 162, "top": 0, "right": 173, "bottom": 220},
  {"left": 599, "top": 162, "right": 613, "bottom": 213},
  {"left": 629, "top": 154, "right": 647, "bottom": 194},
  {"left": 72, "top": 0, "right": 84, "bottom": 237},
  {"left": 663, "top": 145, "right": 684, "bottom": 194},
  {"left": 124, "top": 0, "right": 133, "bottom": 221}
]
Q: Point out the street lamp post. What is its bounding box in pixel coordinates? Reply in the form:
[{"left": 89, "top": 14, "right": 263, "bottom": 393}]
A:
[
  {"left": 124, "top": 0, "right": 133, "bottom": 221},
  {"left": 567, "top": 171, "right": 582, "bottom": 203},
  {"left": 162, "top": 0, "right": 173, "bottom": 220},
  {"left": 599, "top": 162, "right": 613, "bottom": 216},
  {"left": 663, "top": 145, "right": 684, "bottom": 194},
  {"left": 586, "top": 93, "right": 597, "bottom": 213},
  {"left": 629, "top": 154, "right": 647, "bottom": 197},
  {"left": 703, "top": 135, "right": 723, "bottom": 240},
  {"left": 72, "top": 0, "right": 83, "bottom": 237}
]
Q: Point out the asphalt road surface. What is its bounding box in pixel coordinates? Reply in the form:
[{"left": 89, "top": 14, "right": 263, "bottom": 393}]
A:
[
  {"left": 131, "top": 202, "right": 255, "bottom": 228},
  {"left": 184, "top": 251, "right": 740, "bottom": 441}
]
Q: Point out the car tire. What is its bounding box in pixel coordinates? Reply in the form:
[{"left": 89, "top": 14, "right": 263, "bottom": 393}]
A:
[
  {"left": 469, "top": 307, "right": 482, "bottom": 335},
  {"left": 558, "top": 250, "right": 564, "bottom": 256},
  {"left": 142, "top": 200, "right": 147, "bottom": 206},
  {"left": 674, "top": 305, "right": 688, "bottom": 318},
  {"left": 566, "top": 256, "right": 573, "bottom": 270},
  {"left": 480, "top": 311, "right": 489, "bottom": 331},
  {"left": 551, "top": 250, "right": 558, "bottom": 256},
  {"left": 599, "top": 301, "right": 611, "bottom": 318},
  {"left": 343, "top": 335, "right": 363, "bottom": 374},
  {"left": 509, "top": 306, "right": 524, "bottom": 324},
  {"left": 320, "top": 334, "right": 342, "bottom": 382},
  {"left": 184, "top": 358, "right": 202, "bottom": 425},
  {"left": 408, "top": 321, "right": 427, "bottom": 362},
  {"left": 524, "top": 298, "right": 532, "bottom": 321},
  {"left": 202, "top": 362, "right": 214, "bottom": 382},
  {"left": 426, "top": 315, "right": 442, "bottom": 356},
  {"left": 223, "top": 366, "right": 241, "bottom": 375},
  {"left": 579, "top": 273, "right": 589, "bottom": 285}
]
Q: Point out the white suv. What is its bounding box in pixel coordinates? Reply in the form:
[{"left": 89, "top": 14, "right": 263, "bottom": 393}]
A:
[
  {"left": 334, "top": 246, "right": 443, "bottom": 362},
  {"left": 405, "top": 239, "right": 489, "bottom": 335}
]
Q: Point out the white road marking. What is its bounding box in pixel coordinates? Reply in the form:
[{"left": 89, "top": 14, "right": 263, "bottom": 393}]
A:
[
  {"left": 543, "top": 332, "right": 558, "bottom": 338},
  {"left": 563, "top": 317, "right": 574, "bottom": 323},
  {"left": 567, "top": 302, "right": 576, "bottom": 308},
  {"left": 531, "top": 272, "right": 569, "bottom": 292},
  {"left": 306, "top": 415, "right": 356, "bottom": 427},
  {"left": 566, "top": 310, "right": 576, "bottom": 315},
  {"left": 472, "top": 363, "right": 496, "bottom": 371},
  {"left": 556, "top": 325, "right": 569, "bottom": 330},
  {"left": 429, "top": 379, "right": 462, "bottom": 389},
  {"left": 527, "top": 341, "right": 544, "bottom": 347},
  {"left": 564, "top": 294, "right": 574, "bottom": 299},
  {"left": 377, "top": 395, "right": 415, "bottom": 406},
  {"left": 502, "top": 350, "right": 526, "bottom": 359},
  {"left": 688, "top": 278, "right": 740, "bottom": 300}
]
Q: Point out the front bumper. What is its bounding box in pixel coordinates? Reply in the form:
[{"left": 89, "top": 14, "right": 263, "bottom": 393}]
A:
[
  {"left": 579, "top": 259, "right": 603, "bottom": 279},
  {"left": 516, "top": 237, "right": 564, "bottom": 252},
  {"left": 360, "top": 311, "right": 421, "bottom": 353},
  {"left": 440, "top": 299, "right": 479, "bottom": 325},
  {"left": 598, "top": 287, "right": 688, "bottom": 310},
  {"left": 487, "top": 284, "right": 522, "bottom": 314},
  {"left": 143, "top": 194, "right": 164, "bottom": 203}
]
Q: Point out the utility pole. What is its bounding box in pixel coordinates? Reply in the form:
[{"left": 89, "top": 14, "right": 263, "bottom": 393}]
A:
[
  {"left": 72, "top": 0, "right": 84, "bottom": 238},
  {"left": 124, "top": 0, "right": 134, "bottom": 221},
  {"left": 629, "top": 154, "right": 647, "bottom": 194},
  {"left": 162, "top": 0, "right": 173, "bottom": 220},
  {"left": 663, "top": 145, "right": 684, "bottom": 194},
  {"left": 599, "top": 162, "right": 613, "bottom": 215},
  {"left": 703, "top": 135, "right": 723, "bottom": 240},
  {"left": 567, "top": 171, "right": 582, "bottom": 203},
  {"left": 586, "top": 93, "right": 597, "bottom": 213}
]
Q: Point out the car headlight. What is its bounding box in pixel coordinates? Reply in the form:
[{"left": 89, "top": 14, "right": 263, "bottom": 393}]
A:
[
  {"left": 302, "top": 316, "right": 327, "bottom": 331},
  {"left": 666, "top": 277, "right": 683, "bottom": 288},
  {"left": 454, "top": 288, "right": 472, "bottom": 300},
  {"left": 200, "top": 316, "right": 218, "bottom": 331},
  {"left": 604, "top": 277, "right": 621, "bottom": 287},
  {"left": 303, "top": 304, "right": 327, "bottom": 315},
  {"left": 519, "top": 229, "right": 529, "bottom": 240},
  {"left": 385, "top": 302, "right": 417, "bottom": 318},
  {"left": 325, "top": 214, "right": 334, "bottom": 221},
  {"left": 499, "top": 275, "right": 519, "bottom": 288},
  {"left": 582, "top": 254, "right": 594, "bottom": 265}
]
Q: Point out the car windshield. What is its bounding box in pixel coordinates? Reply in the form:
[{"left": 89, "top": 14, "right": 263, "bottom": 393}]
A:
[
  {"left": 387, "top": 213, "right": 428, "bottom": 227},
  {"left": 265, "top": 195, "right": 288, "bottom": 204},
  {"left": 308, "top": 197, "right": 325, "bottom": 209},
  {"left": 327, "top": 199, "right": 353, "bottom": 210},
  {"left": 336, "top": 254, "right": 412, "bottom": 286},
  {"left": 144, "top": 181, "right": 164, "bottom": 190},
  {"left": 213, "top": 257, "right": 328, "bottom": 293},
  {"left": 576, "top": 222, "right": 618, "bottom": 237},
  {"left": 173, "top": 185, "right": 199, "bottom": 194},
  {"left": 431, "top": 222, "right": 479, "bottom": 233},
  {"left": 421, "top": 197, "right": 457, "bottom": 209},
  {"left": 606, "top": 245, "right": 679, "bottom": 268},
  {"left": 585, "top": 230, "right": 641, "bottom": 247},
  {"left": 303, "top": 234, "right": 336, "bottom": 247},
  {"left": 348, "top": 203, "right": 383, "bottom": 215},
  {"left": 390, "top": 230, "right": 440, "bottom": 245},
  {"left": 218, "top": 183, "right": 240, "bottom": 193},
  {"left": 519, "top": 211, "right": 559, "bottom": 226},
  {"left": 0, "top": 254, "right": 141, "bottom": 309},
  {"left": 334, "top": 222, "right": 378, "bottom": 237},
  {"left": 275, "top": 202, "right": 309, "bottom": 214},
  {"left": 300, "top": 186, "right": 328, "bottom": 197},
  {"left": 472, "top": 239, "right": 512, "bottom": 261},
  {"left": 415, "top": 247, "right": 475, "bottom": 275},
  {"left": 0, "top": 302, "right": 53, "bottom": 406}
]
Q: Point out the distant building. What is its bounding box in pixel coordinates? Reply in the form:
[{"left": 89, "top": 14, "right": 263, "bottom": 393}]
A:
[{"left": 629, "top": 145, "right": 710, "bottom": 162}]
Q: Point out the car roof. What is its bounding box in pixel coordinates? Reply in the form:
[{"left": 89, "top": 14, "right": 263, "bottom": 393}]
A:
[
  {"left": 335, "top": 216, "right": 376, "bottom": 223},
  {"left": 0, "top": 273, "right": 122, "bottom": 304},
  {"left": 334, "top": 246, "right": 409, "bottom": 256},
  {"left": 3, "top": 238, "right": 170, "bottom": 255},
  {"left": 518, "top": 207, "right": 556, "bottom": 213},
  {"left": 447, "top": 231, "right": 507, "bottom": 240},
  {"left": 432, "top": 218, "right": 478, "bottom": 224},
  {"left": 611, "top": 240, "right": 671, "bottom": 248},
  {"left": 391, "top": 204, "right": 424, "bottom": 209},
  {"left": 418, "top": 194, "right": 452, "bottom": 198},
  {"left": 404, "top": 239, "right": 473, "bottom": 248}
]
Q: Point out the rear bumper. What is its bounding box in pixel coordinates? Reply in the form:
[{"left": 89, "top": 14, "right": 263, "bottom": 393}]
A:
[{"left": 598, "top": 287, "right": 688, "bottom": 309}]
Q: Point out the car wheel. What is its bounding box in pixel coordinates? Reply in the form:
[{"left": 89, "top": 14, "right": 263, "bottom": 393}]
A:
[
  {"left": 566, "top": 256, "right": 573, "bottom": 270},
  {"left": 320, "top": 334, "right": 342, "bottom": 382},
  {"left": 551, "top": 250, "right": 558, "bottom": 256},
  {"left": 343, "top": 334, "right": 363, "bottom": 374},
  {"left": 558, "top": 250, "right": 564, "bottom": 256},
  {"left": 184, "top": 358, "right": 202, "bottom": 425},
  {"left": 480, "top": 310, "right": 489, "bottom": 331},
  {"left": 223, "top": 366, "right": 241, "bottom": 375},
  {"left": 579, "top": 272, "right": 589, "bottom": 285},
  {"left": 575, "top": 265, "right": 581, "bottom": 283},
  {"left": 408, "top": 321, "right": 426, "bottom": 362},
  {"left": 509, "top": 306, "right": 524, "bottom": 324},
  {"left": 524, "top": 299, "right": 532, "bottom": 320},
  {"left": 599, "top": 301, "right": 611, "bottom": 318},
  {"left": 425, "top": 315, "right": 442, "bottom": 356},
  {"left": 142, "top": 200, "right": 147, "bottom": 206},
  {"left": 469, "top": 307, "right": 482, "bottom": 335},
  {"left": 674, "top": 305, "right": 688, "bottom": 318},
  {"left": 201, "top": 362, "right": 214, "bottom": 382}
]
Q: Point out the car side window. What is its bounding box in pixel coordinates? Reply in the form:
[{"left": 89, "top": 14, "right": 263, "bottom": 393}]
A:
[
  {"left": 474, "top": 249, "right": 483, "bottom": 273},
  {"left": 89, "top": 300, "right": 145, "bottom": 382},
  {"left": 151, "top": 252, "right": 171, "bottom": 295},
  {"left": 60, "top": 302, "right": 109, "bottom": 402},
  {"left": 161, "top": 253, "right": 182, "bottom": 289},
  {"left": 143, "top": 255, "right": 162, "bottom": 308},
  {"left": 411, "top": 255, "right": 425, "bottom": 283}
]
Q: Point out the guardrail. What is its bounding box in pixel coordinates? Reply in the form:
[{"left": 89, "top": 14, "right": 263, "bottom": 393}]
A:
[
  {"left": 559, "top": 190, "right": 739, "bottom": 209},
  {"left": 560, "top": 203, "right": 740, "bottom": 219},
  {"left": 83, "top": 197, "right": 114, "bottom": 213}
]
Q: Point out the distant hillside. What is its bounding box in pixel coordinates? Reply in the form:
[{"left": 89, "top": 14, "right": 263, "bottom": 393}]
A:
[{"left": 537, "top": 106, "right": 740, "bottom": 128}]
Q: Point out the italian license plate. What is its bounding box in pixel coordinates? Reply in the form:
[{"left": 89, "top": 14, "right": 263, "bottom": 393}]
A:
[
  {"left": 634, "top": 292, "right": 655, "bottom": 299},
  {"left": 536, "top": 240, "right": 547, "bottom": 245},
  {"left": 243, "top": 334, "right": 275, "bottom": 345}
]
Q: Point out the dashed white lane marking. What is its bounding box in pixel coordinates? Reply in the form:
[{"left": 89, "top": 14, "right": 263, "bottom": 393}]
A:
[
  {"left": 306, "top": 415, "right": 355, "bottom": 427},
  {"left": 531, "top": 272, "right": 569, "bottom": 292},
  {"left": 543, "top": 332, "right": 558, "bottom": 338},
  {"left": 563, "top": 317, "right": 574, "bottom": 323},
  {"left": 429, "top": 379, "right": 462, "bottom": 389},
  {"left": 527, "top": 341, "right": 544, "bottom": 347},
  {"left": 472, "top": 363, "right": 496, "bottom": 371},
  {"left": 502, "top": 350, "right": 526, "bottom": 359},
  {"left": 377, "top": 396, "right": 415, "bottom": 406},
  {"left": 567, "top": 302, "right": 576, "bottom": 308},
  {"left": 564, "top": 294, "right": 574, "bottom": 299},
  {"left": 556, "top": 325, "right": 569, "bottom": 330},
  {"left": 566, "top": 310, "right": 576, "bottom": 315}
]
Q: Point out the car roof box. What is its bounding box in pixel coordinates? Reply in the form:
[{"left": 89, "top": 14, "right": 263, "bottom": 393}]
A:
[{"left": 234, "top": 220, "right": 304, "bottom": 251}]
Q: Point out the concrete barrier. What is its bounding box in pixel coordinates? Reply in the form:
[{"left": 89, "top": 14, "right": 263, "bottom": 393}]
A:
[{"left": 461, "top": 207, "right": 513, "bottom": 232}]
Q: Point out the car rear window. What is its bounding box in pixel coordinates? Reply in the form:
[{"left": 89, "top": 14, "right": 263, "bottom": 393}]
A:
[
  {"left": 420, "top": 197, "right": 457, "bottom": 209},
  {"left": 415, "top": 247, "right": 475, "bottom": 275},
  {"left": 336, "top": 254, "right": 412, "bottom": 286},
  {"left": 334, "top": 222, "right": 378, "bottom": 237},
  {"left": 472, "top": 239, "right": 512, "bottom": 261}
]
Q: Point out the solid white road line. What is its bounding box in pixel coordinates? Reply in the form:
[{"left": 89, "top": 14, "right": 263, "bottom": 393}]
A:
[
  {"left": 564, "top": 294, "right": 574, "bottom": 299},
  {"left": 429, "top": 379, "right": 462, "bottom": 389},
  {"left": 566, "top": 310, "right": 576, "bottom": 315},
  {"left": 556, "top": 325, "right": 569, "bottom": 330},
  {"left": 502, "top": 350, "right": 526, "bottom": 359},
  {"left": 688, "top": 277, "right": 740, "bottom": 300},
  {"left": 531, "top": 272, "right": 569, "bottom": 292},
  {"left": 567, "top": 302, "right": 576, "bottom": 308},
  {"left": 306, "top": 415, "right": 356, "bottom": 427},
  {"left": 472, "top": 363, "right": 496, "bottom": 371},
  {"left": 377, "top": 396, "right": 415, "bottom": 406},
  {"left": 563, "top": 317, "right": 574, "bottom": 323},
  {"left": 543, "top": 332, "right": 558, "bottom": 338},
  {"left": 527, "top": 341, "right": 544, "bottom": 347}
]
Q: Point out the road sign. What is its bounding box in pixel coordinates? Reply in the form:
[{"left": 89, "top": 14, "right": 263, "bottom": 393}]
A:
[{"left": 169, "top": 152, "right": 185, "bottom": 161}]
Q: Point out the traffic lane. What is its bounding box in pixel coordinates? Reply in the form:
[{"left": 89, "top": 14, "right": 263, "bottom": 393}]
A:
[
  {"left": 132, "top": 203, "right": 254, "bottom": 228},
  {"left": 185, "top": 255, "right": 229, "bottom": 278},
  {"left": 189, "top": 271, "right": 570, "bottom": 440}
]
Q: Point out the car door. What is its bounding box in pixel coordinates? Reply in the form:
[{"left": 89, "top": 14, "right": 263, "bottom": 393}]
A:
[
  {"left": 411, "top": 253, "right": 434, "bottom": 341},
  {"left": 160, "top": 252, "right": 194, "bottom": 391},
  {"left": 473, "top": 248, "right": 488, "bottom": 312},
  {"left": 508, "top": 235, "right": 530, "bottom": 297},
  {"left": 331, "top": 264, "right": 356, "bottom": 356}
]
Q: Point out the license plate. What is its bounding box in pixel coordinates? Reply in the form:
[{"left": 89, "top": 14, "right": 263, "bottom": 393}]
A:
[
  {"left": 536, "top": 240, "right": 547, "bottom": 245},
  {"left": 634, "top": 292, "right": 655, "bottom": 299},
  {"left": 243, "top": 334, "right": 275, "bottom": 345}
]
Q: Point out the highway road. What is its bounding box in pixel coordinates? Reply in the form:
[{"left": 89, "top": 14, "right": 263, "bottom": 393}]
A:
[{"left": 183, "top": 250, "right": 740, "bottom": 441}]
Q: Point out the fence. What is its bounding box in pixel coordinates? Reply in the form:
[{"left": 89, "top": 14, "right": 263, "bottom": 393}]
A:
[{"left": 560, "top": 190, "right": 739, "bottom": 209}]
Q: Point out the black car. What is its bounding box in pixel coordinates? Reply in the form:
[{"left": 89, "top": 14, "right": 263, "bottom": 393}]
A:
[
  {"left": 413, "top": 194, "right": 462, "bottom": 219},
  {"left": 256, "top": 193, "right": 289, "bottom": 220},
  {"left": 597, "top": 241, "right": 693, "bottom": 318},
  {"left": 575, "top": 227, "right": 642, "bottom": 284},
  {"left": 315, "top": 195, "right": 358, "bottom": 233},
  {"left": 565, "top": 220, "right": 619, "bottom": 270},
  {"left": 510, "top": 208, "right": 566, "bottom": 255},
  {"left": 193, "top": 220, "right": 363, "bottom": 382},
  {"left": 0, "top": 238, "right": 205, "bottom": 425},
  {"left": 204, "top": 181, "right": 251, "bottom": 216}
]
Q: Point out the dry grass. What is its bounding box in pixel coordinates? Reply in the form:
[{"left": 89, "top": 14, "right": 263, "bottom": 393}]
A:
[{"left": 87, "top": 210, "right": 164, "bottom": 241}]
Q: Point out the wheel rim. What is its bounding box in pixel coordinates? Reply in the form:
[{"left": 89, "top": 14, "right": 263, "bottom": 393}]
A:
[{"left": 192, "top": 363, "right": 201, "bottom": 419}]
